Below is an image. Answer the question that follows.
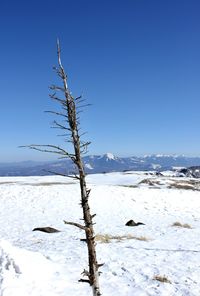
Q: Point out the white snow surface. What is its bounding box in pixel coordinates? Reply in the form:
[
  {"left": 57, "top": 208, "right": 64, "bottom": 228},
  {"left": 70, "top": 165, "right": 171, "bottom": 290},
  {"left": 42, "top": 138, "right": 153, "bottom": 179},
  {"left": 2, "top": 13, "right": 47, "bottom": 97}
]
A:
[
  {"left": 104, "top": 152, "right": 116, "bottom": 160},
  {"left": 84, "top": 163, "right": 93, "bottom": 170},
  {"left": 0, "top": 172, "right": 200, "bottom": 295},
  {"left": 151, "top": 164, "right": 161, "bottom": 170}
]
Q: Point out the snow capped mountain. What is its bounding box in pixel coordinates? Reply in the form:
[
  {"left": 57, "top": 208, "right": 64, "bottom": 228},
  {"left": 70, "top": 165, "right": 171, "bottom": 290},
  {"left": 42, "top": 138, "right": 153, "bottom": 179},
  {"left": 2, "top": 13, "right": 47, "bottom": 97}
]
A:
[
  {"left": 151, "top": 163, "right": 162, "bottom": 170},
  {"left": 0, "top": 154, "right": 200, "bottom": 176},
  {"left": 84, "top": 163, "right": 93, "bottom": 170},
  {"left": 102, "top": 152, "right": 116, "bottom": 161}
]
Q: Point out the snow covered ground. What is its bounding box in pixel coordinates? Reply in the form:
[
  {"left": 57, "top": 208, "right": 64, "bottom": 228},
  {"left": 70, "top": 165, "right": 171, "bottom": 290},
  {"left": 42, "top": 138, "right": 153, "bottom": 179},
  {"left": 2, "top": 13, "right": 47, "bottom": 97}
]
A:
[{"left": 0, "top": 172, "right": 200, "bottom": 295}]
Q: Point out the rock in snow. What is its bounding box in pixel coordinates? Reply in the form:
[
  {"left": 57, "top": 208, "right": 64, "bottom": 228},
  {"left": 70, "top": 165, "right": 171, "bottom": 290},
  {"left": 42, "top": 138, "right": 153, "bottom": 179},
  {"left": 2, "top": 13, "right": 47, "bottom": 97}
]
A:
[
  {"left": 125, "top": 220, "right": 145, "bottom": 226},
  {"left": 32, "top": 227, "right": 61, "bottom": 233}
]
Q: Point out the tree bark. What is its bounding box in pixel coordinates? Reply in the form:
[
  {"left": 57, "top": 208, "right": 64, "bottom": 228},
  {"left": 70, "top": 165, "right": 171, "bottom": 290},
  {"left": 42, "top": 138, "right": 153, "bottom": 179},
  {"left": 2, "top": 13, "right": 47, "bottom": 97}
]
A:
[
  {"left": 24, "top": 40, "right": 102, "bottom": 296},
  {"left": 57, "top": 41, "right": 101, "bottom": 296}
]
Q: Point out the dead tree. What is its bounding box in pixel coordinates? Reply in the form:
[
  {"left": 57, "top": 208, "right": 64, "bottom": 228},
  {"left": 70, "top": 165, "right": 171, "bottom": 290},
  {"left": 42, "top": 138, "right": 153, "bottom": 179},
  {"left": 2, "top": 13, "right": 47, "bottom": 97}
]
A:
[{"left": 23, "top": 40, "right": 102, "bottom": 296}]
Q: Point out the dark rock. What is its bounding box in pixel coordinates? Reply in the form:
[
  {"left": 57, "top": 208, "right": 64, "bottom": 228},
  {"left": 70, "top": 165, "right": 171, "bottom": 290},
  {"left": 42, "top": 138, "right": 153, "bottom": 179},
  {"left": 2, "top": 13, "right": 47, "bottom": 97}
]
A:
[
  {"left": 32, "top": 227, "right": 60, "bottom": 233},
  {"left": 179, "top": 166, "right": 200, "bottom": 178},
  {"left": 125, "top": 220, "right": 145, "bottom": 226},
  {"left": 155, "top": 171, "right": 163, "bottom": 176}
]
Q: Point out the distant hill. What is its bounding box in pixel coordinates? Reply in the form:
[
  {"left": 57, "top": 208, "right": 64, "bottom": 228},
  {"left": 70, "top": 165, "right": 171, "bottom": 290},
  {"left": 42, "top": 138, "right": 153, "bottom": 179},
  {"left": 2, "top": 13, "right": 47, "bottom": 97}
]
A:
[{"left": 1, "top": 153, "right": 200, "bottom": 176}]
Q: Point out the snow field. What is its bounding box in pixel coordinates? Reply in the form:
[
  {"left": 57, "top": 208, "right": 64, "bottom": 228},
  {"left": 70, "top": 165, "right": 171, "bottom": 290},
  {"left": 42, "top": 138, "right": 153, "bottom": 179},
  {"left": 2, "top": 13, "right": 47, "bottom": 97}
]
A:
[{"left": 0, "top": 172, "right": 200, "bottom": 295}]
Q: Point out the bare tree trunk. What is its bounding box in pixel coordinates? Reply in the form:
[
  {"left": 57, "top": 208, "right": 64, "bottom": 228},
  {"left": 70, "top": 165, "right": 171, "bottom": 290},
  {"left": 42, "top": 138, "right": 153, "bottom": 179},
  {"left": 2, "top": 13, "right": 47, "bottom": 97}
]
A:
[
  {"left": 58, "top": 42, "right": 101, "bottom": 295},
  {"left": 77, "top": 167, "right": 101, "bottom": 296},
  {"left": 23, "top": 40, "right": 102, "bottom": 296}
]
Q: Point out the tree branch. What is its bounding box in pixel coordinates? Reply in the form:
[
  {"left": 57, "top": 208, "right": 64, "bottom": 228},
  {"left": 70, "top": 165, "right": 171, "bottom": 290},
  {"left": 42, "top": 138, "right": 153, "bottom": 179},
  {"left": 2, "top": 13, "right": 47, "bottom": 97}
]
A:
[
  {"left": 45, "top": 110, "right": 68, "bottom": 119},
  {"left": 63, "top": 220, "right": 88, "bottom": 231},
  {"left": 52, "top": 120, "right": 70, "bottom": 130},
  {"left": 43, "top": 169, "right": 69, "bottom": 177},
  {"left": 20, "top": 144, "right": 76, "bottom": 161},
  {"left": 50, "top": 85, "right": 65, "bottom": 92}
]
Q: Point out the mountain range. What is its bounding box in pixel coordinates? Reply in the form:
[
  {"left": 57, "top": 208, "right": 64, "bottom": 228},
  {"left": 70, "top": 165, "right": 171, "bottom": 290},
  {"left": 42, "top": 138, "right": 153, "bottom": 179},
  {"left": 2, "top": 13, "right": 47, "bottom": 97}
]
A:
[{"left": 1, "top": 153, "right": 200, "bottom": 176}]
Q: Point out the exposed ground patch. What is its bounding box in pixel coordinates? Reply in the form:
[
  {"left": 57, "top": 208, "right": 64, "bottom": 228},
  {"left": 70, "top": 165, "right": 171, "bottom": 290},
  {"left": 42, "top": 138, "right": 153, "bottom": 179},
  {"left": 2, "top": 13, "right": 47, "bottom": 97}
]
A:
[{"left": 95, "top": 234, "right": 150, "bottom": 243}]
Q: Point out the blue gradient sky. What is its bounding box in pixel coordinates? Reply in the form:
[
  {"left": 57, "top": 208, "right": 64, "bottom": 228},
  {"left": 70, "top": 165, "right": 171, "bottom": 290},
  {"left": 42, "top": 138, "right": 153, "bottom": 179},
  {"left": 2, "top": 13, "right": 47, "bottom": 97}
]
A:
[{"left": 0, "top": 0, "right": 200, "bottom": 161}]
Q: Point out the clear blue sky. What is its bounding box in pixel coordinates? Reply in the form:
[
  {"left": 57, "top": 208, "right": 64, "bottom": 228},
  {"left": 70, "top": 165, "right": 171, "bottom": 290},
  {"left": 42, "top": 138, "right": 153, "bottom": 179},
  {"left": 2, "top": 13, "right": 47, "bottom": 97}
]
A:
[{"left": 0, "top": 0, "right": 200, "bottom": 161}]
